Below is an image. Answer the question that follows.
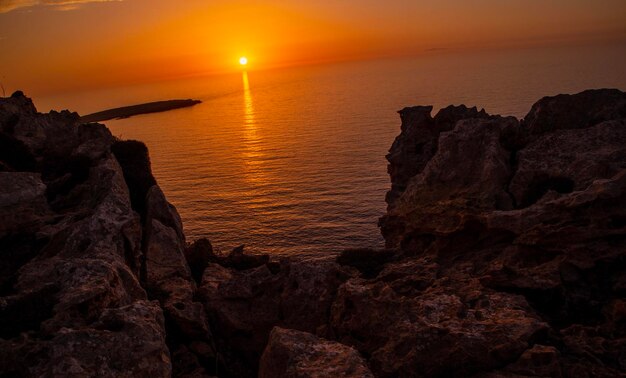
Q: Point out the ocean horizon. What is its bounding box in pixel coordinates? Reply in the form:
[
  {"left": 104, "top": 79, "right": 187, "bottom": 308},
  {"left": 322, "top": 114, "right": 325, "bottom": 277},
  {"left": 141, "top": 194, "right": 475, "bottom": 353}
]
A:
[{"left": 35, "top": 42, "right": 626, "bottom": 256}]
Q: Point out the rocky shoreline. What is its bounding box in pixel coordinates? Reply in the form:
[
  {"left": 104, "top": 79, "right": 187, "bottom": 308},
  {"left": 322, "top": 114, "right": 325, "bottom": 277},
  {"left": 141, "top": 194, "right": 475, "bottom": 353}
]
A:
[{"left": 1, "top": 89, "right": 625, "bottom": 377}]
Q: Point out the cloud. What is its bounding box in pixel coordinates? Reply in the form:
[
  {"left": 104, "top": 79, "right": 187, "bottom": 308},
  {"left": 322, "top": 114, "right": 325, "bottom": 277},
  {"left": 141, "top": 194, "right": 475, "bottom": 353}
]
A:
[{"left": 0, "top": 0, "right": 122, "bottom": 14}]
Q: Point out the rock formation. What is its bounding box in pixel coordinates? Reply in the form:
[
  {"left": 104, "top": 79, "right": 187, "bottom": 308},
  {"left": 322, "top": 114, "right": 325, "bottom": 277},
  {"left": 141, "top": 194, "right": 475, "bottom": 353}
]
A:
[
  {"left": 259, "top": 327, "right": 373, "bottom": 378},
  {"left": 377, "top": 88, "right": 626, "bottom": 377},
  {"left": 0, "top": 92, "right": 211, "bottom": 377},
  {"left": 1, "top": 88, "right": 625, "bottom": 377}
]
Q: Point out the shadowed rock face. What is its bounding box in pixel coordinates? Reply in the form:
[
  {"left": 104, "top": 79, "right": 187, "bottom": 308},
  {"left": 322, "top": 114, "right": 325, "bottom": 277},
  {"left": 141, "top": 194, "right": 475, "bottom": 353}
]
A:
[
  {"left": 0, "top": 92, "right": 211, "bottom": 377},
  {"left": 375, "top": 88, "right": 626, "bottom": 376},
  {"left": 111, "top": 140, "right": 157, "bottom": 215}
]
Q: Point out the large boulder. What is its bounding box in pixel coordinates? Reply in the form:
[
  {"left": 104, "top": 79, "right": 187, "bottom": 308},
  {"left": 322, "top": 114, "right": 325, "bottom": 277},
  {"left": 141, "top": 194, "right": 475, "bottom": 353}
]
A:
[
  {"left": 197, "top": 258, "right": 355, "bottom": 376},
  {"left": 259, "top": 327, "right": 374, "bottom": 378}
]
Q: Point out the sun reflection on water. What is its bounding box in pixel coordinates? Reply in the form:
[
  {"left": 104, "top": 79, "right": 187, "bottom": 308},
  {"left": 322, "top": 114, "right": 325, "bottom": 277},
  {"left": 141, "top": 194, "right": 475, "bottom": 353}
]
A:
[
  {"left": 242, "top": 71, "right": 254, "bottom": 123},
  {"left": 241, "top": 71, "right": 267, "bottom": 186}
]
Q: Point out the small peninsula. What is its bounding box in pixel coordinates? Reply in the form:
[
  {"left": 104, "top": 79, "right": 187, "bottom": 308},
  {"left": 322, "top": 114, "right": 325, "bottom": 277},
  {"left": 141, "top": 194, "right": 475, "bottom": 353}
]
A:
[{"left": 80, "top": 99, "right": 202, "bottom": 123}]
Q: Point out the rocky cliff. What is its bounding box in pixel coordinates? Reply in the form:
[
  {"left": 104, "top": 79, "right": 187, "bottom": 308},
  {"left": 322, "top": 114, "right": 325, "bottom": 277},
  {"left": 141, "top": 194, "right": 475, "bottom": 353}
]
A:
[
  {"left": 1, "top": 89, "right": 625, "bottom": 377},
  {"left": 0, "top": 92, "right": 213, "bottom": 377}
]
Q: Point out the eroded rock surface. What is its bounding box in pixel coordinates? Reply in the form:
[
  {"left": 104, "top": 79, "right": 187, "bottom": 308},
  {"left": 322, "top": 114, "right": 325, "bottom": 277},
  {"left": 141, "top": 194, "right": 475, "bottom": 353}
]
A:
[
  {"left": 259, "top": 327, "right": 373, "bottom": 378},
  {"left": 375, "top": 88, "right": 626, "bottom": 377},
  {"left": 197, "top": 258, "right": 355, "bottom": 376},
  {"left": 0, "top": 92, "right": 211, "bottom": 377},
  {"left": 2, "top": 89, "right": 625, "bottom": 377}
]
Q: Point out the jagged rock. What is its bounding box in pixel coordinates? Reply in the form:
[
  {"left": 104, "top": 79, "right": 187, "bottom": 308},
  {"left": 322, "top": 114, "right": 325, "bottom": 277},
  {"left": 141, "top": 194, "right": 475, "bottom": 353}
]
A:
[
  {"left": 185, "top": 238, "right": 216, "bottom": 283},
  {"left": 143, "top": 185, "right": 214, "bottom": 369},
  {"left": 197, "top": 259, "right": 355, "bottom": 376},
  {"left": 0, "top": 300, "right": 171, "bottom": 377},
  {"left": 223, "top": 244, "right": 269, "bottom": 270},
  {"left": 375, "top": 88, "right": 626, "bottom": 376},
  {"left": 3, "top": 88, "right": 625, "bottom": 378},
  {"left": 509, "top": 119, "right": 626, "bottom": 208},
  {"left": 259, "top": 327, "right": 374, "bottom": 378},
  {"left": 0, "top": 93, "right": 171, "bottom": 377},
  {"left": 336, "top": 248, "right": 396, "bottom": 278},
  {"left": 381, "top": 115, "right": 517, "bottom": 250},
  {"left": 111, "top": 140, "right": 157, "bottom": 215},
  {"left": 330, "top": 267, "right": 547, "bottom": 377},
  {"left": 522, "top": 88, "right": 626, "bottom": 137},
  {"left": 384, "top": 104, "right": 491, "bottom": 210},
  {"left": 0, "top": 93, "right": 210, "bottom": 377}
]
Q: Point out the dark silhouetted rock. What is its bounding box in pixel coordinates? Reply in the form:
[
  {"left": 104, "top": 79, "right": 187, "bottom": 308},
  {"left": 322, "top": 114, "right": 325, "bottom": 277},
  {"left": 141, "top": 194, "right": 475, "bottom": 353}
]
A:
[
  {"left": 330, "top": 266, "right": 548, "bottom": 377},
  {"left": 336, "top": 248, "right": 396, "bottom": 278},
  {"left": 0, "top": 131, "right": 37, "bottom": 171},
  {"left": 501, "top": 344, "right": 562, "bottom": 377},
  {"left": 522, "top": 88, "right": 626, "bottom": 137},
  {"left": 143, "top": 185, "right": 215, "bottom": 372},
  {"left": 384, "top": 104, "right": 492, "bottom": 210},
  {"left": 223, "top": 244, "right": 269, "bottom": 270},
  {"left": 259, "top": 327, "right": 374, "bottom": 378},
  {"left": 184, "top": 238, "right": 217, "bottom": 283},
  {"left": 0, "top": 172, "right": 52, "bottom": 235},
  {"left": 80, "top": 99, "right": 202, "bottom": 123},
  {"left": 111, "top": 140, "right": 157, "bottom": 215}
]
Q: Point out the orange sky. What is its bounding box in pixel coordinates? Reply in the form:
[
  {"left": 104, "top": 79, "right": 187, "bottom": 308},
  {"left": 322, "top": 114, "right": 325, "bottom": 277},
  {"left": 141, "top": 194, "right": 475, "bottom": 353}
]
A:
[{"left": 1, "top": 0, "right": 625, "bottom": 95}]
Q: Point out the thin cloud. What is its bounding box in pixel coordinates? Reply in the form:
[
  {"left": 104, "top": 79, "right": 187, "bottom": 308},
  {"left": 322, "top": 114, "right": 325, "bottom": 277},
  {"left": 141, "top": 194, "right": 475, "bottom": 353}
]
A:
[{"left": 0, "top": 0, "right": 122, "bottom": 14}]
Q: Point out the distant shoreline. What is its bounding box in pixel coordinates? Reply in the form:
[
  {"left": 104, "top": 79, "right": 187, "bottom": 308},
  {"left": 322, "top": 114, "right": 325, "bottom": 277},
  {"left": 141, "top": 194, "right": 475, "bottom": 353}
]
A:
[{"left": 80, "top": 99, "right": 202, "bottom": 123}]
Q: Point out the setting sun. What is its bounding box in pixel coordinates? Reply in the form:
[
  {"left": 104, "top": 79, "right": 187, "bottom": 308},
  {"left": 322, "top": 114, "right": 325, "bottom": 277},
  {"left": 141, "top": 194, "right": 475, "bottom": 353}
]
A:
[{"left": 1, "top": 1, "right": 625, "bottom": 377}]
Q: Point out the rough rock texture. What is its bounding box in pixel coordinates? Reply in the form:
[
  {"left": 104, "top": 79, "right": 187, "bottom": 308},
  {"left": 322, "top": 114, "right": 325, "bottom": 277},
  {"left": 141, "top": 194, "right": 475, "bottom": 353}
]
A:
[
  {"left": 197, "top": 258, "right": 355, "bottom": 376},
  {"left": 375, "top": 88, "right": 626, "bottom": 377},
  {"left": 143, "top": 185, "right": 215, "bottom": 377},
  {"left": 0, "top": 92, "right": 212, "bottom": 377},
  {"left": 2, "top": 89, "right": 625, "bottom": 377},
  {"left": 259, "top": 327, "right": 373, "bottom": 378}
]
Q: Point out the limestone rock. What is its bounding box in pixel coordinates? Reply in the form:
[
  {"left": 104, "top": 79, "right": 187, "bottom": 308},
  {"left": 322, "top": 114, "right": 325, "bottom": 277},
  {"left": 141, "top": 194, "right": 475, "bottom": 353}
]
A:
[
  {"left": 0, "top": 300, "right": 171, "bottom": 377},
  {"left": 259, "top": 327, "right": 373, "bottom": 378},
  {"left": 197, "top": 259, "right": 355, "bottom": 376},
  {"left": 0, "top": 172, "right": 51, "bottom": 235},
  {"left": 0, "top": 92, "right": 174, "bottom": 377},
  {"left": 3, "top": 88, "right": 626, "bottom": 377},
  {"left": 143, "top": 185, "right": 214, "bottom": 369},
  {"left": 330, "top": 266, "right": 547, "bottom": 377},
  {"left": 377, "top": 88, "right": 626, "bottom": 377},
  {"left": 521, "top": 88, "right": 626, "bottom": 137}
]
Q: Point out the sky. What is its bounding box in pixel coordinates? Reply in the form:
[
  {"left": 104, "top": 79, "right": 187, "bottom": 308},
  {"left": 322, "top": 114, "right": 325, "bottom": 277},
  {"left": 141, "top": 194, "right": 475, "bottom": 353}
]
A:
[{"left": 1, "top": 0, "right": 625, "bottom": 95}]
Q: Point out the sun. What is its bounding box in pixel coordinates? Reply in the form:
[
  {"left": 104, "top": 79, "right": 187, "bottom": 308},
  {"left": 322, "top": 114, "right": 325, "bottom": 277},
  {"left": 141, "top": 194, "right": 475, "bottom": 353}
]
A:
[{"left": 239, "top": 57, "right": 248, "bottom": 66}]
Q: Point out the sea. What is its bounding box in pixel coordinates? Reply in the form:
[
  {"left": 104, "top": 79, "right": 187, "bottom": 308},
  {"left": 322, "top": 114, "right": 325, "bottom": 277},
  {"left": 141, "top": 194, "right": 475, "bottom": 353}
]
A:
[{"left": 36, "top": 43, "right": 626, "bottom": 256}]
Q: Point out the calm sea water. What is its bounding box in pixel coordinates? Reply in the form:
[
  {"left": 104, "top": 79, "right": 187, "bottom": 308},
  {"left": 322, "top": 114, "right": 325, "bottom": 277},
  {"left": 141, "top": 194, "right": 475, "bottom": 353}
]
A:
[{"left": 37, "top": 44, "right": 626, "bottom": 256}]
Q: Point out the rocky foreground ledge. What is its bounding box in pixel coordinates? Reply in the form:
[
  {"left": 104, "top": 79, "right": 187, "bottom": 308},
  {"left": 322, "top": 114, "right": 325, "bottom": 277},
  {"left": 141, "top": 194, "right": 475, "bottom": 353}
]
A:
[{"left": 0, "top": 89, "right": 625, "bottom": 377}]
